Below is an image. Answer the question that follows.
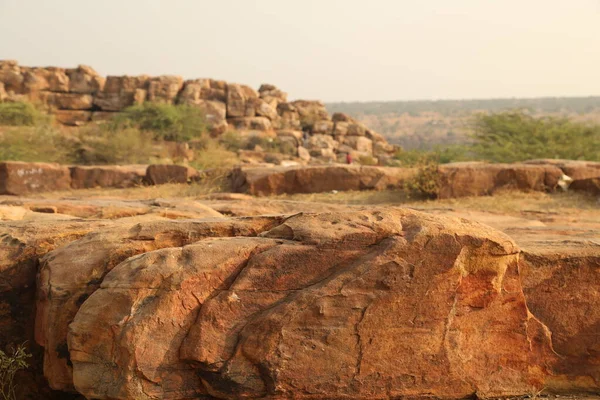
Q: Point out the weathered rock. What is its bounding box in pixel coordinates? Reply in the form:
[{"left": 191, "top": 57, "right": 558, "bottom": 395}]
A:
[
  {"left": 341, "top": 136, "right": 373, "bottom": 154},
  {"left": 66, "top": 65, "right": 105, "bottom": 94},
  {"left": 0, "top": 162, "right": 71, "bottom": 195},
  {"left": 297, "top": 146, "right": 311, "bottom": 162},
  {"left": 226, "top": 83, "right": 259, "bottom": 118},
  {"left": 258, "top": 83, "right": 287, "bottom": 106},
  {"left": 276, "top": 129, "right": 303, "bottom": 145},
  {"left": 90, "top": 111, "right": 118, "bottom": 122},
  {"left": 94, "top": 76, "right": 149, "bottom": 111},
  {"left": 276, "top": 102, "right": 301, "bottom": 130},
  {"left": 231, "top": 165, "right": 417, "bottom": 195},
  {"left": 145, "top": 164, "right": 200, "bottom": 185},
  {"left": 291, "top": 100, "right": 330, "bottom": 129},
  {"left": 54, "top": 110, "right": 93, "bottom": 126},
  {"left": 147, "top": 75, "right": 184, "bottom": 104},
  {"left": 0, "top": 60, "right": 24, "bottom": 93},
  {"left": 46, "top": 93, "right": 94, "bottom": 110},
  {"left": 70, "top": 165, "right": 147, "bottom": 189},
  {"left": 67, "top": 210, "right": 555, "bottom": 399},
  {"left": 520, "top": 242, "right": 600, "bottom": 392},
  {"left": 37, "top": 216, "right": 283, "bottom": 392},
  {"left": 255, "top": 98, "right": 279, "bottom": 120},
  {"left": 523, "top": 159, "right": 600, "bottom": 194},
  {"left": 311, "top": 119, "right": 334, "bottom": 134},
  {"left": 332, "top": 112, "right": 355, "bottom": 123},
  {"left": 22, "top": 67, "right": 70, "bottom": 93},
  {"left": 347, "top": 123, "right": 367, "bottom": 136},
  {"left": 228, "top": 116, "right": 272, "bottom": 132},
  {"left": 192, "top": 100, "right": 226, "bottom": 125},
  {"left": 305, "top": 134, "right": 339, "bottom": 157},
  {"left": 333, "top": 121, "right": 349, "bottom": 135},
  {"left": 438, "top": 162, "right": 564, "bottom": 199},
  {"left": 570, "top": 177, "right": 600, "bottom": 195},
  {"left": 0, "top": 82, "right": 7, "bottom": 101}
]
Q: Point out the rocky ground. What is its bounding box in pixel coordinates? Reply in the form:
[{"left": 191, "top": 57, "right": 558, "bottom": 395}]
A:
[{"left": 0, "top": 185, "right": 598, "bottom": 399}]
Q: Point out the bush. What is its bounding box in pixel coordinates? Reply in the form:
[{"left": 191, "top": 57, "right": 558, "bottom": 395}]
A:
[
  {"left": 0, "top": 126, "right": 72, "bottom": 163},
  {"left": 0, "top": 343, "right": 31, "bottom": 400},
  {"left": 111, "top": 103, "right": 207, "bottom": 142},
  {"left": 471, "top": 111, "right": 600, "bottom": 162},
  {"left": 404, "top": 159, "right": 441, "bottom": 199},
  {"left": 219, "top": 131, "right": 246, "bottom": 151},
  {"left": 0, "top": 102, "right": 50, "bottom": 126},
  {"left": 191, "top": 139, "right": 239, "bottom": 170},
  {"left": 71, "top": 125, "right": 157, "bottom": 165},
  {"left": 358, "top": 155, "right": 378, "bottom": 166}
]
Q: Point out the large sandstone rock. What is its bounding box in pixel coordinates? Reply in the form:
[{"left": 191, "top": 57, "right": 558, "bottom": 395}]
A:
[
  {"left": 524, "top": 159, "right": 600, "bottom": 195},
  {"left": 36, "top": 216, "right": 283, "bottom": 392},
  {"left": 53, "top": 110, "right": 92, "bottom": 126},
  {"left": 145, "top": 164, "right": 200, "bottom": 185},
  {"left": 147, "top": 75, "right": 184, "bottom": 104},
  {"left": 226, "top": 83, "right": 259, "bottom": 118},
  {"left": 21, "top": 67, "right": 70, "bottom": 93},
  {"left": 290, "top": 100, "right": 330, "bottom": 129},
  {"left": 0, "top": 60, "right": 24, "bottom": 93},
  {"left": 0, "top": 162, "right": 71, "bottom": 195},
  {"left": 94, "top": 75, "right": 149, "bottom": 111},
  {"left": 70, "top": 165, "right": 147, "bottom": 189},
  {"left": 276, "top": 102, "right": 301, "bottom": 130},
  {"left": 570, "top": 177, "right": 600, "bottom": 195},
  {"left": 66, "top": 65, "right": 105, "bottom": 94},
  {"left": 438, "top": 162, "right": 564, "bottom": 199},
  {"left": 228, "top": 116, "right": 272, "bottom": 132},
  {"left": 520, "top": 242, "right": 600, "bottom": 392},
  {"left": 341, "top": 136, "right": 373, "bottom": 154},
  {"left": 44, "top": 93, "right": 94, "bottom": 110},
  {"left": 231, "top": 165, "right": 417, "bottom": 196},
  {"left": 66, "top": 210, "right": 556, "bottom": 399}
]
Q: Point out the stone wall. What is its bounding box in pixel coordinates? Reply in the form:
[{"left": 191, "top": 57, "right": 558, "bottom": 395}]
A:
[{"left": 0, "top": 61, "right": 398, "bottom": 164}]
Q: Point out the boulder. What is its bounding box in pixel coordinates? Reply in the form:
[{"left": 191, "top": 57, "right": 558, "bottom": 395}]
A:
[
  {"left": 146, "top": 75, "right": 184, "bottom": 104},
  {"left": 66, "top": 65, "right": 105, "bottom": 94},
  {"left": 520, "top": 243, "right": 600, "bottom": 392},
  {"left": 341, "top": 136, "right": 373, "bottom": 154},
  {"left": 22, "top": 67, "right": 70, "bottom": 93},
  {"left": 36, "top": 216, "right": 283, "bottom": 392},
  {"left": 333, "top": 121, "right": 349, "bottom": 135},
  {"left": 177, "top": 79, "right": 211, "bottom": 104},
  {"left": 231, "top": 165, "right": 417, "bottom": 196},
  {"left": 0, "top": 162, "right": 71, "bottom": 195},
  {"left": 332, "top": 112, "right": 355, "bottom": 123},
  {"left": 53, "top": 110, "right": 92, "bottom": 126},
  {"left": 66, "top": 210, "right": 556, "bottom": 399},
  {"left": 290, "top": 100, "right": 330, "bottom": 129},
  {"left": 93, "top": 89, "right": 146, "bottom": 111},
  {"left": 226, "top": 83, "right": 259, "bottom": 118},
  {"left": 305, "top": 134, "right": 339, "bottom": 156},
  {"left": 312, "top": 119, "right": 334, "bottom": 134},
  {"left": 276, "top": 102, "right": 301, "bottom": 130},
  {"left": 191, "top": 100, "right": 227, "bottom": 125},
  {"left": 276, "top": 129, "right": 303, "bottom": 145},
  {"left": 228, "top": 116, "right": 272, "bottom": 132},
  {"left": 70, "top": 165, "right": 147, "bottom": 189},
  {"left": 570, "top": 177, "right": 600, "bottom": 195},
  {"left": 44, "top": 93, "right": 94, "bottom": 110},
  {"left": 0, "top": 60, "right": 24, "bottom": 93},
  {"left": 437, "top": 162, "right": 564, "bottom": 199},
  {"left": 347, "top": 123, "right": 367, "bottom": 136},
  {"left": 0, "top": 82, "right": 7, "bottom": 101},
  {"left": 255, "top": 98, "right": 279, "bottom": 120},
  {"left": 145, "top": 164, "right": 200, "bottom": 185}
]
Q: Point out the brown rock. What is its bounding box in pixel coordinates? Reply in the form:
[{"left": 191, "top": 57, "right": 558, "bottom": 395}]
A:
[
  {"left": 67, "top": 210, "right": 554, "bottom": 399},
  {"left": 70, "top": 165, "right": 147, "bottom": 189},
  {"left": 0, "top": 162, "right": 71, "bottom": 195},
  {"left": 332, "top": 112, "right": 355, "bottom": 123},
  {"left": 54, "top": 110, "right": 92, "bottom": 126},
  {"left": 255, "top": 98, "right": 279, "bottom": 120},
  {"left": 228, "top": 116, "right": 272, "bottom": 132},
  {"left": 46, "top": 93, "right": 94, "bottom": 110},
  {"left": 305, "top": 134, "right": 339, "bottom": 156},
  {"left": 66, "top": 65, "right": 105, "bottom": 94},
  {"left": 333, "top": 121, "right": 349, "bottom": 135},
  {"left": 147, "top": 75, "right": 184, "bottom": 103},
  {"left": 520, "top": 243, "right": 600, "bottom": 392},
  {"left": 570, "top": 177, "right": 600, "bottom": 195},
  {"left": 36, "top": 216, "right": 283, "bottom": 391},
  {"left": 438, "top": 162, "right": 564, "bottom": 199},
  {"left": 94, "top": 75, "right": 149, "bottom": 111},
  {"left": 231, "top": 165, "right": 417, "bottom": 195},
  {"left": 341, "top": 136, "right": 373, "bottom": 154},
  {"left": 291, "top": 100, "right": 330, "bottom": 129},
  {"left": 177, "top": 79, "right": 210, "bottom": 104},
  {"left": 90, "top": 111, "right": 118, "bottom": 122},
  {"left": 22, "top": 67, "right": 70, "bottom": 93},
  {"left": 347, "top": 123, "right": 367, "bottom": 136},
  {"left": 0, "top": 82, "right": 7, "bottom": 101},
  {"left": 312, "top": 119, "right": 334, "bottom": 134},
  {"left": 276, "top": 102, "right": 301, "bottom": 130},
  {"left": 0, "top": 60, "right": 24, "bottom": 93},
  {"left": 226, "top": 83, "right": 259, "bottom": 118},
  {"left": 145, "top": 164, "right": 200, "bottom": 185}
]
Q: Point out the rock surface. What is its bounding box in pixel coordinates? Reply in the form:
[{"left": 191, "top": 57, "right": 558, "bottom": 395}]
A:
[
  {"left": 231, "top": 165, "right": 417, "bottom": 196},
  {"left": 64, "top": 209, "right": 559, "bottom": 399},
  {"left": 0, "top": 161, "right": 71, "bottom": 195}
]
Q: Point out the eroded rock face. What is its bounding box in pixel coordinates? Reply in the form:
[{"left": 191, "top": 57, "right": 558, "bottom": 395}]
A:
[
  {"left": 438, "top": 162, "right": 563, "bottom": 199},
  {"left": 0, "top": 162, "right": 71, "bottom": 195},
  {"left": 36, "top": 216, "right": 285, "bottom": 392},
  {"left": 65, "top": 209, "right": 554, "bottom": 399},
  {"left": 70, "top": 165, "right": 147, "bottom": 189},
  {"left": 231, "top": 165, "right": 417, "bottom": 196}
]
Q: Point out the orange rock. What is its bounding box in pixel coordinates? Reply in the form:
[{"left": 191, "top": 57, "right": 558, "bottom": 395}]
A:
[
  {"left": 69, "top": 165, "right": 147, "bottom": 189},
  {"left": 0, "top": 161, "right": 71, "bottom": 195}
]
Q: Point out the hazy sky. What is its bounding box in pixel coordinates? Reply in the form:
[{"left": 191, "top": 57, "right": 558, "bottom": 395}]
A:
[{"left": 1, "top": 0, "right": 599, "bottom": 102}]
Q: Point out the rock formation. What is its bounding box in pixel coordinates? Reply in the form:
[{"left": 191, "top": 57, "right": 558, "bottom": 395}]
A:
[{"left": 0, "top": 61, "right": 399, "bottom": 164}]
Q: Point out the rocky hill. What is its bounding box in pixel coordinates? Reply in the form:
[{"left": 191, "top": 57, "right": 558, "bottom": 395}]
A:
[{"left": 0, "top": 61, "right": 397, "bottom": 164}]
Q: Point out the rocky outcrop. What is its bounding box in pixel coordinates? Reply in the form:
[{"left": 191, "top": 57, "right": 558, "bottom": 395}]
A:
[
  {"left": 437, "top": 162, "right": 564, "bottom": 199},
  {"left": 70, "top": 165, "right": 147, "bottom": 189},
  {"left": 523, "top": 159, "right": 600, "bottom": 195},
  {"left": 0, "top": 61, "right": 398, "bottom": 163},
  {"left": 57, "top": 209, "right": 558, "bottom": 399},
  {"left": 230, "top": 164, "right": 418, "bottom": 196},
  {"left": 0, "top": 161, "right": 71, "bottom": 195}
]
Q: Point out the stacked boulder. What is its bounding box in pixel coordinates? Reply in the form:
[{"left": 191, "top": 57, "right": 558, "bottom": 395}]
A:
[{"left": 0, "top": 61, "right": 398, "bottom": 164}]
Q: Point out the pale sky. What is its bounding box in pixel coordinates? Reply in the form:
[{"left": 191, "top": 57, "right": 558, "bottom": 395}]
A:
[{"left": 1, "top": 0, "right": 599, "bottom": 102}]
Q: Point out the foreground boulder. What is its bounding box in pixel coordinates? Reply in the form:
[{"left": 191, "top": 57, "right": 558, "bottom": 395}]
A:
[
  {"left": 438, "top": 162, "right": 563, "bottom": 199},
  {"left": 231, "top": 165, "right": 417, "bottom": 196},
  {"left": 64, "top": 209, "right": 558, "bottom": 399},
  {"left": 0, "top": 161, "right": 71, "bottom": 195},
  {"left": 145, "top": 164, "right": 200, "bottom": 185}
]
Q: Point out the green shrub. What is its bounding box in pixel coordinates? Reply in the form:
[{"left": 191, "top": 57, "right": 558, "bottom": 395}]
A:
[
  {"left": 0, "top": 343, "right": 32, "bottom": 400},
  {"left": 404, "top": 159, "right": 441, "bottom": 199},
  {"left": 0, "top": 126, "right": 72, "bottom": 163},
  {"left": 111, "top": 103, "right": 207, "bottom": 142},
  {"left": 0, "top": 102, "right": 50, "bottom": 126},
  {"left": 191, "top": 140, "right": 239, "bottom": 170},
  {"left": 71, "top": 125, "right": 157, "bottom": 165},
  {"left": 471, "top": 111, "right": 600, "bottom": 162},
  {"left": 358, "top": 155, "right": 378, "bottom": 166},
  {"left": 219, "top": 131, "right": 246, "bottom": 151},
  {"left": 394, "top": 145, "right": 471, "bottom": 167}
]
